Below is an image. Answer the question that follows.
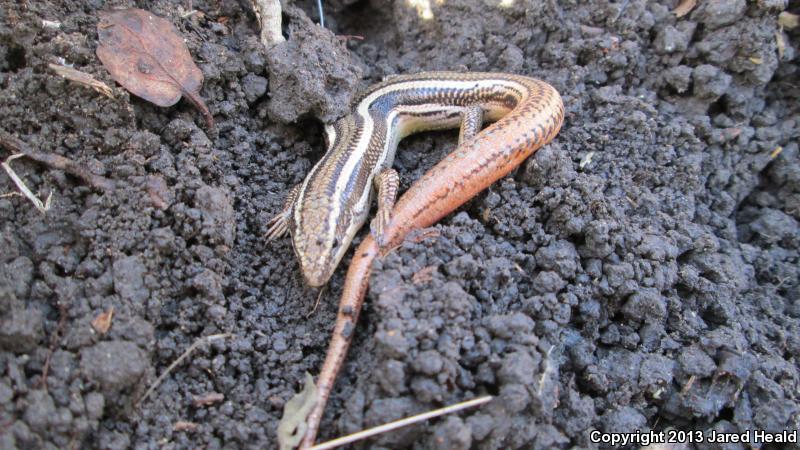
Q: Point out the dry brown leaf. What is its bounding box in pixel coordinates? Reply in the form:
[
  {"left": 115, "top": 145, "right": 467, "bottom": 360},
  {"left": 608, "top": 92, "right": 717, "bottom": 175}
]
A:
[
  {"left": 96, "top": 8, "right": 214, "bottom": 129},
  {"left": 49, "top": 63, "right": 114, "bottom": 98},
  {"left": 91, "top": 307, "right": 114, "bottom": 334},
  {"left": 673, "top": 0, "right": 697, "bottom": 18}
]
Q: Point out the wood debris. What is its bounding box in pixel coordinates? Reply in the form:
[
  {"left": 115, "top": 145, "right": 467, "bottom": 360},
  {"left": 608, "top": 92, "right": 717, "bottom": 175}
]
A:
[
  {"left": 91, "top": 307, "right": 114, "bottom": 335},
  {"left": 49, "top": 63, "right": 114, "bottom": 98},
  {"left": 673, "top": 0, "right": 697, "bottom": 18}
]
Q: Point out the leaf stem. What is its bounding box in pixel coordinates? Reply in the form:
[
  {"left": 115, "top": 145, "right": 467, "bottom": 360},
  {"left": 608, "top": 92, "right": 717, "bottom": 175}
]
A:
[{"left": 183, "top": 89, "right": 215, "bottom": 130}]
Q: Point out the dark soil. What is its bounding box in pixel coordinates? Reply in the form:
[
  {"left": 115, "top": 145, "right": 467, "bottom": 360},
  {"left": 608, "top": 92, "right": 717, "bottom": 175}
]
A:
[{"left": 1, "top": 0, "right": 798, "bottom": 449}]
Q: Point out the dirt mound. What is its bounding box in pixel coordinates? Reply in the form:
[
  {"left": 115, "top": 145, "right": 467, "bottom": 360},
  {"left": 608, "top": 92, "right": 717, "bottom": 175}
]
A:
[{"left": 1, "top": 0, "right": 797, "bottom": 448}]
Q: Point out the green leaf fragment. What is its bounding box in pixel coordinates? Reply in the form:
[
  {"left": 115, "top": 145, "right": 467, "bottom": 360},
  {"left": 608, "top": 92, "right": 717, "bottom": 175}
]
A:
[{"left": 277, "top": 372, "right": 318, "bottom": 450}]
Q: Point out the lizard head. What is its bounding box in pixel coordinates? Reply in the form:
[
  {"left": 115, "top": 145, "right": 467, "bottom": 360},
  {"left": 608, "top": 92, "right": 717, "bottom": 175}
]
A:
[{"left": 291, "top": 198, "right": 362, "bottom": 288}]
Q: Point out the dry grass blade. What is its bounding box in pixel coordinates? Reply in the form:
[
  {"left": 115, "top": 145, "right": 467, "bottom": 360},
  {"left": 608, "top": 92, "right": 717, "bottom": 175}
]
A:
[
  {"left": 2, "top": 154, "right": 52, "bottom": 213},
  {"left": 673, "top": 0, "right": 696, "bottom": 18},
  {"left": 775, "top": 31, "right": 787, "bottom": 60},
  {"left": 137, "top": 333, "right": 231, "bottom": 407},
  {"left": 48, "top": 63, "right": 114, "bottom": 98},
  {"left": 778, "top": 11, "right": 799, "bottom": 30},
  {"left": 579, "top": 151, "right": 595, "bottom": 169},
  {"left": 309, "top": 395, "right": 493, "bottom": 450}
]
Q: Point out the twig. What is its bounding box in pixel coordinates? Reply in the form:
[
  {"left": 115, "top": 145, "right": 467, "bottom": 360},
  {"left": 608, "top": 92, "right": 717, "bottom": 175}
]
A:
[
  {"left": 673, "top": 0, "right": 697, "bottom": 18},
  {"left": 48, "top": 63, "right": 115, "bottom": 99},
  {"left": 253, "top": 0, "right": 286, "bottom": 49},
  {"left": 136, "top": 333, "right": 232, "bottom": 407},
  {"left": 2, "top": 154, "right": 52, "bottom": 213},
  {"left": 336, "top": 35, "right": 365, "bottom": 42},
  {"left": 306, "top": 286, "right": 327, "bottom": 318},
  {"left": 0, "top": 132, "right": 116, "bottom": 192},
  {"left": 308, "top": 395, "right": 493, "bottom": 450}
]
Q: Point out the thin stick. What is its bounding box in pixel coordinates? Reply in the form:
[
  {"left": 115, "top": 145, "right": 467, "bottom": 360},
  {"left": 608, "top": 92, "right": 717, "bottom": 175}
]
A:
[
  {"left": 0, "top": 132, "right": 116, "bottom": 192},
  {"left": 306, "top": 286, "right": 327, "bottom": 318},
  {"left": 136, "top": 333, "right": 232, "bottom": 407},
  {"left": 254, "top": 0, "right": 286, "bottom": 48},
  {"left": 48, "top": 63, "right": 115, "bottom": 99},
  {"left": 308, "top": 395, "right": 492, "bottom": 450}
]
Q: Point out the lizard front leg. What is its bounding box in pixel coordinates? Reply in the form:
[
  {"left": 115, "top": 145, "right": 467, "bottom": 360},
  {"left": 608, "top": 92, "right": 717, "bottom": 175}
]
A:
[
  {"left": 369, "top": 168, "right": 400, "bottom": 246},
  {"left": 266, "top": 184, "right": 301, "bottom": 241}
]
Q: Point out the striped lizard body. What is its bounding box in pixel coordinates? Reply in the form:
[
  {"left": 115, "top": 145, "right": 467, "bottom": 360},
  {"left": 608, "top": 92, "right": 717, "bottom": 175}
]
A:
[
  {"left": 269, "top": 72, "right": 565, "bottom": 448},
  {"left": 268, "top": 71, "right": 563, "bottom": 288}
]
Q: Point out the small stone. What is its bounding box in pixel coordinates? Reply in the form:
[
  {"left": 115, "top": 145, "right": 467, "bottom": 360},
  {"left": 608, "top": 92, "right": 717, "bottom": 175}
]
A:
[
  {"left": 621, "top": 288, "right": 667, "bottom": 323},
  {"left": 486, "top": 313, "right": 535, "bottom": 339},
  {"left": 376, "top": 359, "right": 406, "bottom": 396},
  {"left": 695, "top": 0, "right": 746, "bottom": 30},
  {"left": 23, "top": 390, "right": 56, "bottom": 433},
  {"left": 497, "top": 350, "right": 536, "bottom": 385},
  {"left": 7, "top": 256, "right": 34, "bottom": 298},
  {"left": 499, "top": 383, "right": 530, "bottom": 413},
  {"left": 0, "top": 305, "right": 43, "bottom": 353},
  {"left": 80, "top": 341, "right": 149, "bottom": 391},
  {"left": 654, "top": 24, "right": 692, "bottom": 54},
  {"left": 112, "top": 255, "right": 149, "bottom": 304},
  {"left": 412, "top": 350, "right": 444, "bottom": 376},
  {"left": 601, "top": 406, "right": 647, "bottom": 433},
  {"left": 531, "top": 271, "right": 567, "bottom": 294},
  {"left": 429, "top": 416, "right": 471, "bottom": 450},
  {"left": 195, "top": 185, "right": 236, "bottom": 247},
  {"left": 535, "top": 241, "right": 579, "bottom": 279},
  {"left": 241, "top": 74, "right": 268, "bottom": 103},
  {"left": 85, "top": 392, "right": 105, "bottom": 420},
  {"left": 692, "top": 64, "right": 731, "bottom": 100},
  {"left": 678, "top": 345, "right": 716, "bottom": 377}
]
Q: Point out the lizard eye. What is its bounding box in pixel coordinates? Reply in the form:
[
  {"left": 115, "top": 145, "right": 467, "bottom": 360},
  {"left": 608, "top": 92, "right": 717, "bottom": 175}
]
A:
[{"left": 332, "top": 238, "right": 340, "bottom": 249}]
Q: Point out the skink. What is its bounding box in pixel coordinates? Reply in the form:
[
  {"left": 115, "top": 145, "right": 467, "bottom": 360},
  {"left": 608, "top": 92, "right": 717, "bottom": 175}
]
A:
[{"left": 269, "top": 72, "right": 564, "bottom": 448}]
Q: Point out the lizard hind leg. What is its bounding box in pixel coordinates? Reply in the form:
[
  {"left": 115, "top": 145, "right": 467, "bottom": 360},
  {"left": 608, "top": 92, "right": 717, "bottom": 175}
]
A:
[
  {"left": 265, "top": 184, "right": 301, "bottom": 242},
  {"left": 459, "top": 105, "right": 484, "bottom": 144},
  {"left": 369, "top": 168, "right": 400, "bottom": 247}
]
